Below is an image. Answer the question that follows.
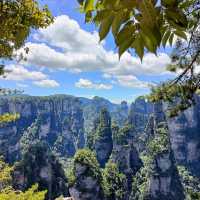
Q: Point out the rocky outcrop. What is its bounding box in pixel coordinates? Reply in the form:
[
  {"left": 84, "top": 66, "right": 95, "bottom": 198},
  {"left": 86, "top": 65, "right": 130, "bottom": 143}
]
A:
[
  {"left": 81, "top": 97, "right": 128, "bottom": 134},
  {"left": 81, "top": 96, "right": 119, "bottom": 134},
  {"left": 149, "top": 150, "right": 184, "bottom": 200},
  {"left": 167, "top": 95, "right": 200, "bottom": 177},
  {"left": 93, "top": 108, "right": 113, "bottom": 167},
  {"left": 112, "top": 101, "right": 129, "bottom": 127},
  {"left": 13, "top": 142, "right": 69, "bottom": 200},
  {"left": 69, "top": 170, "right": 103, "bottom": 200},
  {"left": 69, "top": 149, "right": 104, "bottom": 200},
  {"left": 111, "top": 123, "right": 142, "bottom": 189},
  {"left": 146, "top": 103, "right": 184, "bottom": 200},
  {"left": 128, "top": 97, "right": 153, "bottom": 133}
]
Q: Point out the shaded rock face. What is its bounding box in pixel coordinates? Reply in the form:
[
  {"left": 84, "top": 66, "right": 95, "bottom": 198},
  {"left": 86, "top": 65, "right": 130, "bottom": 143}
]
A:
[
  {"left": 167, "top": 96, "right": 200, "bottom": 177},
  {"left": 149, "top": 151, "right": 184, "bottom": 200},
  {"left": 13, "top": 142, "right": 69, "bottom": 200},
  {"left": 112, "top": 101, "right": 129, "bottom": 127},
  {"left": 94, "top": 109, "right": 113, "bottom": 167},
  {"left": 128, "top": 98, "right": 153, "bottom": 132},
  {"left": 81, "top": 97, "right": 128, "bottom": 134},
  {"left": 0, "top": 95, "right": 85, "bottom": 162},
  {"left": 148, "top": 99, "right": 200, "bottom": 180},
  {"left": 146, "top": 103, "right": 184, "bottom": 200},
  {"left": 69, "top": 163, "right": 103, "bottom": 200},
  {"left": 95, "top": 136, "right": 113, "bottom": 168},
  {"left": 81, "top": 96, "right": 119, "bottom": 134},
  {"left": 111, "top": 125, "right": 142, "bottom": 189},
  {"left": 111, "top": 144, "right": 142, "bottom": 188}
]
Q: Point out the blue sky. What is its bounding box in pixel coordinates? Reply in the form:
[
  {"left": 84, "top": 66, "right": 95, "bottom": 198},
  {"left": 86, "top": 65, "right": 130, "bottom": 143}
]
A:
[{"left": 0, "top": 0, "right": 174, "bottom": 103}]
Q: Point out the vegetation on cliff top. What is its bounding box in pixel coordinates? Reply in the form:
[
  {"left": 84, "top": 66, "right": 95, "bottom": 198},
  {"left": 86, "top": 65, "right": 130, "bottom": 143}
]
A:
[{"left": 0, "top": 157, "right": 47, "bottom": 200}]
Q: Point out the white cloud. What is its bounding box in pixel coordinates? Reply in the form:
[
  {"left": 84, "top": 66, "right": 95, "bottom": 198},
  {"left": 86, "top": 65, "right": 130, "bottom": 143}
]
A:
[
  {"left": 3, "top": 65, "right": 47, "bottom": 81},
  {"left": 1, "top": 64, "right": 60, "bottom": 88},
  {"left": 33, "top": 79, "right": 60, "bottom": 88},
  {"left": 16, "top": 15, "right": 172, "bottom": 88},
  {"left": 75, "top": 78, "right": 112, "bottom": 90},
  {"left": 114, "top": 75, "right": 154, "bottom": 89},
  {"left": 33, "top": 15, "right": 101, "bottom": 54},
  {"left": 103, "top": 52, "right": 171, "bottom": 76}
]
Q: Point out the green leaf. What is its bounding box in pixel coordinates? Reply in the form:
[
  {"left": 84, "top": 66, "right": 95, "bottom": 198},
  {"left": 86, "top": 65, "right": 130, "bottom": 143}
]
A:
[
  {"left": 169, "top": 33, "right": 174, "bottom": 46},
  {"left": 141, "top": 33, "right": 157, "bottom": 54},
  {"left": 174, "top": 30, "right": 187, "bottom": 40},
  {"left": 84, "top": 0, "right": 94, "bottom": 12},
  {"left": 99, "top": 15, "right": 114, "bottom": 41},
  {"left": 132, "top": 35, "right": 144, "bottom": 60},
  {"left": 162, "top": 30, "right": 171, "bottom": 48},
  {"left": 115, "top": 22, "right": 135, "bottom": 45},
  {"left": 118, "top": 36, "right": 135, "bottom": 58},
  {"left": 112, "top": 11, "right": 129, "bottom": 36},
  {"left": 165, "top": 9, "right": 188, "bottom": 28},
  {"left": 161, "top": 0, "right": 178, "bottom": 7}
]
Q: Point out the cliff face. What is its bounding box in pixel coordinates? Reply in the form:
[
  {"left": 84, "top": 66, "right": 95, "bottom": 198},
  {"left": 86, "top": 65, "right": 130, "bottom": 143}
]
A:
[
  {"left": 111, "top": 124, "right": 142, "bottom": 189},
  {"left": 93, "top": 109, "right": 113, "bottom": 167},
  {"left": 13, "top": 142, "right": 69, "bottom": 200},
  {"left": 0, "top": 95, "right": 85, "bottom": 163},
  {"left": 146, "top": 103, "right": 184, "bottom": 200},
  {"left": 128, "top": 97, "right": 153, "bottom": 133},
  {"left": 69, "top": 149, "right": 104, "bottom": 200},
  {"left": 81, "top": 96, "right": 128, "bottom": 133},
  {"left": 149, "top": 151, "right": 184, "bottom": 200},
  {"left": 69, "top": 162, "right": 103, "bottom": 200},
  {"left": 167, "top": 95, "right": 200, "bottom": 177}
]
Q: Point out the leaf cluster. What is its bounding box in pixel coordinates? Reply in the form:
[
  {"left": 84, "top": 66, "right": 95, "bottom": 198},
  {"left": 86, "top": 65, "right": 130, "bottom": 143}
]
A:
[
  {"left": 73, "top": 149, "right": 102, "bottom": 180},
  {"left": 0, "top": 0, "right": 53, "bottom": 61},
  {"left": 102, "top": 161, "right": 127, "bottom": 200},
  {"left": 0, "top": 157, "right": 46, "bottom": 200},
  {"left": 149, "top": 79, "right": 199, "bottom": 117},
  {"left": 149, "top": 1, "right": 200, "bottom": 116},
  {"left": 0, "top": 113, "right": 20, "bottom": 124},
  {"left": 0, "top": 184, "right": 47, "bottom": 200},
  {"left": 78, "top": 0, "right": 190, "bottom": 59},
  {"left": 178, "top": 166, "right": 200, "bottom": 200}
]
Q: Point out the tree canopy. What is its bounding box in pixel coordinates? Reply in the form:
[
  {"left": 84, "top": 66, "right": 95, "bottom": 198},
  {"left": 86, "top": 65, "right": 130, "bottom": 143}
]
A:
[
  {"left": 0, "top": 157, "right": 47, "bottom": 200},
  {"left": 0, "top": 0, "right": 53, "bottom": 62},
  {"left": 0, "top": 113, "right": 20, "bottom": 124}
]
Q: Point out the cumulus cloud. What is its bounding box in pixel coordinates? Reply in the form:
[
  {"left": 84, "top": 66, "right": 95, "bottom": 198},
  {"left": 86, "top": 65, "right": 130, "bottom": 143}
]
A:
[
  {"left": 114, "top": 75, "right": 154, "bottom": 89},
  {"left": 3, "top": 65, "right": 47, "bottom": 81},
  {"left": 1, "top": 64, "right": 60, "bottom": 88},
  {"left": 75, "top": 78, "right": 112, "bottom": 90},
  {"left": 33, "top": 79, "right": 60, "bottom": 88}
]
